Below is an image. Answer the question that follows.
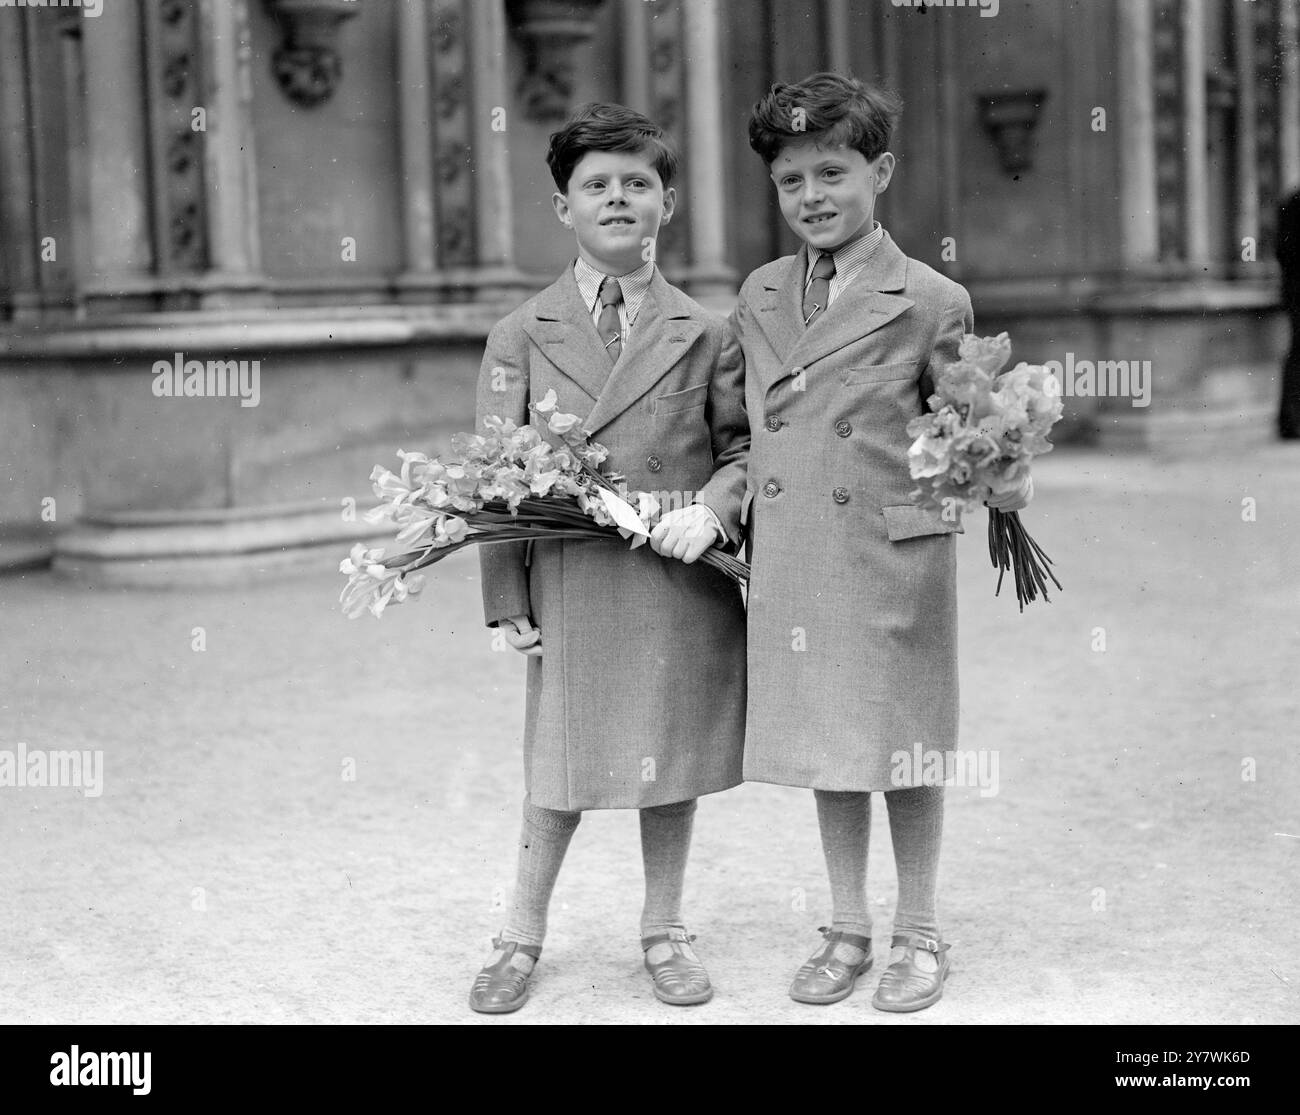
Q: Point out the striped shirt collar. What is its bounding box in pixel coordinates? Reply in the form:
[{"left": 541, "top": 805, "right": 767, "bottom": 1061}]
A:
[
  {"left": 573, "top": 256, "right": 656, "bottom": 325},
  {"left": 805, "top": 220, "right": 886, "bottom": 291}
]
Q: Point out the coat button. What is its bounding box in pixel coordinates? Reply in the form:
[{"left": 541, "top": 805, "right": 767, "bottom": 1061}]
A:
[
  {"left": 763, "top": 481, "right": 781, "bottom": 498},
  {"left": 835, "top": 420, "right": 852, "bottom": 437},
  {"left": 766, "top": 415, "right": 784, "bottom": 432},
  {"left": 832, "top": 486, "right": 850, "bottom": 504},
  {"left": 646, "top": 455, "right": 662, "bottom": 472}
]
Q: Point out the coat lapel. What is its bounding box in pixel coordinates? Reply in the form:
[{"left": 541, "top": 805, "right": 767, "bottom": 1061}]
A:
[
  {"left": 583, "top": 269, "right": 702, "bottom": 436},
  {"left": 520, "top": 269, "right": 613, "bottom": 404},
  {"left": 760, "top": 232, "right": 915, "bottom": 392},
  {"left": 750, "top": 248, "right": 807, "bottom": 385}
]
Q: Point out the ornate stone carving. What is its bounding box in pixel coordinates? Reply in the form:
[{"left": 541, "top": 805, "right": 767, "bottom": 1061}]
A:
[
  {"left": 647, "top": 0, "right": 686, "bottom": 265},
  {"left": 171, "top": 203, "right": 201, "bottom": 255},
  {"left": 441, "top": 206, "right": 472, "bottom": 257},
  {"left": 1152, "top": 0, "right": 1185, "bottom": 262},
  {"left": 264, "top": 0, "right": 359, "bottom": 108},
  {"left": 435, "top": 74, "right": 465, "bottom": 120},
  {"left": 429, "top": 0, "right": 476, "bottom": 267},
  {"left": 977, "top": 90, "right": 1047, "bottom": 175},
  {"left": 166, "top": 131, "right": 197, "bottom": 176},
  {"left": 51, "top": 3, "right": 83, "bottom": 35},
  {"left": 505, "top": 0, "right": 606, "bottom": 121},
  {"left": 1253, "top": 0, "right": 1282, "bottom": 255},
  {"left": 434, "top": 3, "right": 461, "bottom": 52},
  {"left": 144, "top": 0, "right": 209, "bottom": 272}
]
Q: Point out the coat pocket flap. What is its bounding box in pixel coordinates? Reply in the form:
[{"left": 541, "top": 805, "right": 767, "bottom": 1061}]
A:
[
  {"left": 882, "top": 503, "right": 963, "bottom": 541},
  {"left": 843, "top": 361, "right": 921, "bottom": 385},
  {"left": 652, "top": 381, "right": 708, "bottom": 415}
]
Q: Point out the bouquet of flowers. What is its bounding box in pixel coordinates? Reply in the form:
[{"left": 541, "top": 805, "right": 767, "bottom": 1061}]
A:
[
  {"left": 339, "top": 388, "right": 749, "bottom": 618},
  {"left": 906, "top": 332, "right": 1063, "bottom": 610}
]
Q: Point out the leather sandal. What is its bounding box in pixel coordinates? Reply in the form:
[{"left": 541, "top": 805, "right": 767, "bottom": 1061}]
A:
[
  {"left": 642, "top": 929, "right": 713, "bottom": 1005},
  {"left": 468, "top": 937, "right": 542, "bottom": 1014},
  {"left": 871, "top": 933, "right": 951, "bottom": 1013},
  {"left": 789, "top": 926, "right": 873, "bottom": 1004}
]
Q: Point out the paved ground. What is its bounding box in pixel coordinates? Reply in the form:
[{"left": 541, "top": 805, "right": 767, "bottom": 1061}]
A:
[{"left": 1, "top": 439, "right": 1298, "bottom": 1026}]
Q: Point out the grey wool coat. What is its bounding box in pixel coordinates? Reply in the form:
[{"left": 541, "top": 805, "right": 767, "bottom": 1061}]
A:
[
  {"left": 733, "top": 231, "right": 973, "bottom": 792},
  {"left": 477, "top": 266, "right": 749, "bottom": 811}
]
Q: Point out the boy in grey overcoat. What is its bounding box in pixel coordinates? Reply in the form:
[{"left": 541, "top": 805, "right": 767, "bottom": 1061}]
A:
[
  {"left": 468, "top": 104, "right": 749, "bottom": 1014},
  {"left": 736, "top": 73, "right": 1033, "bottom": 1012}
]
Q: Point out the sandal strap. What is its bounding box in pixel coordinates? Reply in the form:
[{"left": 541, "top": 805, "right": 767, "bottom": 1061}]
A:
[
  {"left": 641, "top": 930, "right": 697, "bottom": 951},
  {"left": 889, "top": 933, "right": 949, "bottom": 955},
  {"left": 491, "top": 936, "right": 543, "bottom": 960},
  {"left": 818, "top": 926, "right": 872, "bottom": 952}
]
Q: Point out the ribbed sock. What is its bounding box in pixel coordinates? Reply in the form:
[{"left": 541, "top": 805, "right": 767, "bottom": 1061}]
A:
[
  {"left": 497, "top": 795, "right": 581, "bottom": 970},
  {"left": 639, "top": 797, "right": 698, "bottom": 941},
  {"left": 814, "top": 789, "right": 873, "bottom": 964},
  {"left": 885, "top": 784, "right": 944, "bottom": 942}
]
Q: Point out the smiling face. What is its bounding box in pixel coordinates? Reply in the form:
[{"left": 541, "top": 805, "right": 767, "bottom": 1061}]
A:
[
  {"left": 770, "top": 139, "right": 894, "bottom": 253},
  {"left": 552, "top": 150, "right": 675, "bottom": 276}
]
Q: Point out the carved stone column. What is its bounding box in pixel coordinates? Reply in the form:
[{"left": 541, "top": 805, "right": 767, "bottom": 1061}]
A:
[
  {"left": 1281, "top": 0, "right": 1300, "bottom": 196},
  {"left": 465, "top": 0, "right": 531, "bottom": 298},
  {"left": 1181, "top": 0, "right": 1210, "bottom": 270},
  {"left": 425, "top": 0, "right": 530, "bottom": 301},
  {"left": 9, "top": 10, "right": 82, "bottom": 316},
  {"left": 1152, "top": 1, "right": 1186, "bottom": 265},
  {"left": 195, "top": 0, "right": 265, "bottom": 305},
  {"left": 1117, "top": 0, "right": 1160, "bottom": 270},
  {"left": 427, "top": 0, "right": 476, "bottom": 286},
  {"left": 618, "top": 0, "right": 652, "bottom": 114},
  {"left": 676, "top": 0, "right": 735, "bottom": 302},
  {"left": 1234, "top": 0, "right": 1261, "bottom": 264},
  {"left": 823, "top": 0, "right": 851, "bottom": 75},
  {"left": 0, "top": 10, "right": 40, "bottom": 322},
  {"left": 629, "top": 0, "right": 691, "bottom": 280},
  {"left": 79, "top": 3, "right": 155, "bottom": 312},
  {"left": 395, "top": 0, "right": 441, "bottom": 301},
  {"left": 140, "top": 0, "right": 265, "bottom": 309},
  {"left": 1252, "top": 0, "right": 1283, "bottom": 255},
  {"left": 141, "top": 0, "right": 209, "bottom": 304}
]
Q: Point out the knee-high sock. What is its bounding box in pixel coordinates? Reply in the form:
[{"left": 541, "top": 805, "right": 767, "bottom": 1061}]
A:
[
  {"left": 639, "top": 797, "right": 697, "bottom": 939},
  {"left": 500, "top": 794, "right": 581, "bottom": 949},
  {"left": 885, "top": 784, "right": 944, "bottom": 941},
  {"left": 814, "top": 789, "right": 873, "bottom": 942}
]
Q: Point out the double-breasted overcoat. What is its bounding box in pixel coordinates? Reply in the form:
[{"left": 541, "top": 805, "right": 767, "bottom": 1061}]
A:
[
  {"left": 733, "top": 232, "right": 973, "bottom": 791},
  {"left": 477, "top": 266, "right": 749, "bottom": 811}
]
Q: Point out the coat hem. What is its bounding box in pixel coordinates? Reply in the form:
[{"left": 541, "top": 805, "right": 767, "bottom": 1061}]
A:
[
  {"left": 741, "top": 771, "right": 950, "bottom": 794},
  {"left": 526, "top": 774, "right": 743, "bottom": 813}
]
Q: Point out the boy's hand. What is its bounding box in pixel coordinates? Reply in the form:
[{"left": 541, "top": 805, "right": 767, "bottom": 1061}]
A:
[
  {"left": 650, "top": 505, "right": 723, "bottom": 563},
  {"left": 500, "top": 614, "right": 542, "bottom": 656},
  {"left": 986, "top": 473, "right": 1034, "bottom": 513}
]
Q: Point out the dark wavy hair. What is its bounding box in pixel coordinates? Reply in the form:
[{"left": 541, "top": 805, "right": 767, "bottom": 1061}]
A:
[
  {"left": 546, "top": 102, "right": 679, "bottom": 192},
  {"left": 748, "top": 72, "right": 903, "bottom": 165}
]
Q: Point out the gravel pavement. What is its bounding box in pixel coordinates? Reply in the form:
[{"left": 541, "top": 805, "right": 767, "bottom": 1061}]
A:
[{"left": 1, "top": 443, "right": 1297, "bottom": 1025}]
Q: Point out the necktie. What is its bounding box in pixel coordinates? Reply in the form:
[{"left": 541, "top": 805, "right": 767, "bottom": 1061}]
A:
[
  {"left": 803, "top": 252, "right": 836, "bottom": 327},
  {"left": 598, "top": 277, "right": 623, "bottom": 363}
]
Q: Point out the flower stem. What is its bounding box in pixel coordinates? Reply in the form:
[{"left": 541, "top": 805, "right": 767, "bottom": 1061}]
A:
[{"left": 988, "top": 509, "right": 1060, "bottom": 610}]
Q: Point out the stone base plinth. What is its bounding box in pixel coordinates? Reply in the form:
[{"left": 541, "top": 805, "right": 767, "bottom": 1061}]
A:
[
  {"left": 52, "top": 503, "right": 389, "bottom": 588},
  {"left": 1097, "top": 401, "right": 1279, "bottom": 454},
  {"left": 0, "top": 530, "right": 56, "bottom": 572}
]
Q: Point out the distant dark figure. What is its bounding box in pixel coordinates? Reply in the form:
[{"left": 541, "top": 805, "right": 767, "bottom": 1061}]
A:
[{"left": 1278, "top": 190, "right": 1300, "bottom": 439}]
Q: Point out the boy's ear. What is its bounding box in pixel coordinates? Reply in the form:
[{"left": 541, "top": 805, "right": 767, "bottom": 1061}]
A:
[
  {"left": 661, "top": 186, "right": 677, "bottom": 225},
  {"left": 552, "top": 191, "right": 573, "bottom": 227},
  {"left": 875, "top": 152, "right": 896, "bottom": 194}
]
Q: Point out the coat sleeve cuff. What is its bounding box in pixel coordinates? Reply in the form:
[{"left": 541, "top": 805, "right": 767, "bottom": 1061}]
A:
[
  {"left": 479, "top": 545, "right": 532, "bottom": 628},
  {"left": 691, "top": 495, "right": 739, "bottom": 550}
]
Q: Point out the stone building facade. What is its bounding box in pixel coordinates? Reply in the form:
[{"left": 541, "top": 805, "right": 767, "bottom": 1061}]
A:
[{"left": 0, "top": 0, "right": 1292, "bottom": 581}]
